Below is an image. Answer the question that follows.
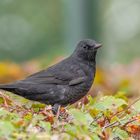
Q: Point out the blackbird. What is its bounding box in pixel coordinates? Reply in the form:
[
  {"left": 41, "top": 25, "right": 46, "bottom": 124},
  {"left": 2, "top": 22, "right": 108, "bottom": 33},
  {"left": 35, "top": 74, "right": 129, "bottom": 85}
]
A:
[{"left": 0, "top": 39, "right": 102, "bottom": 111}]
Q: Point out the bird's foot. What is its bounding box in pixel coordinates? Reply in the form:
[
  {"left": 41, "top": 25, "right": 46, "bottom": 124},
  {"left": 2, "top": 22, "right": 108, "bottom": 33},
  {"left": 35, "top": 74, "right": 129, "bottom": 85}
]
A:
[
  {"left": 52, "top": 104, "right": 68, "bottom": 119},
  {"left": 40, "top": 104, "right": 67, "bottom": 121}
]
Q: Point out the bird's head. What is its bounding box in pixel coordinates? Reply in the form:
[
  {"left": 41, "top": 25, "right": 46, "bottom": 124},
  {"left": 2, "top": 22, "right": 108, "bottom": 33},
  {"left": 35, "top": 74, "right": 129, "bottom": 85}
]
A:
[{"left": 72, "top": 39, "right": 102, "bottom": 62}]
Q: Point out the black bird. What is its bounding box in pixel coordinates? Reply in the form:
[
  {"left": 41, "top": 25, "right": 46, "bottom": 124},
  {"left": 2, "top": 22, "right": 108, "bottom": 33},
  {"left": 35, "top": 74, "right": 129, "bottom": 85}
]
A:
[{"left": 0, "top": 39, "right": 102, "bottom": 111}]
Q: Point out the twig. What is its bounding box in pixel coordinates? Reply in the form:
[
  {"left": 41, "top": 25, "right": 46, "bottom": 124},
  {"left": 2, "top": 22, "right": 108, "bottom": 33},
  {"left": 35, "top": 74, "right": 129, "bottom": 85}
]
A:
[
  {"left": 123, "top": 118, "right": 138, "bottom": 128},
  {"left": 102, "top": 121, "right": 120, "bottom": 132},
  {"left": 90, "top": 113, "right": 103, "bottom": 125},
  {"left": 111, "top": 97, "right": 140, "bottom": 119},
  {"left": 102, "top": 116, "right": 139, "bottom": 132}
]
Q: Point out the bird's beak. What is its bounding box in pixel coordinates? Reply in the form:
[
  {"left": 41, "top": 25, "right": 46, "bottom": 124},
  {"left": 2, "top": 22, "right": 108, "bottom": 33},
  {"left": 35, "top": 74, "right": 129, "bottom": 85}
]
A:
[{"left": 94, "top": 43, "right": 102, "bottom": 49}]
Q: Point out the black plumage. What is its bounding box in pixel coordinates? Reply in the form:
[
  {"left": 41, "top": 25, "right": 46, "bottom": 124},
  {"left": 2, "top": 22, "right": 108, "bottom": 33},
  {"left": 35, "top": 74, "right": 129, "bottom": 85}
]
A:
[{"left": 0, "top": 39, "right": 102, "bottom": 107}]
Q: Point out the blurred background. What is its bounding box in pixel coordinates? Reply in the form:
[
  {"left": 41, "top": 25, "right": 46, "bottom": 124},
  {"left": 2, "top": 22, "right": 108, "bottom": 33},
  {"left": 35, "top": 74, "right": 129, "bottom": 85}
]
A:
[{"left": 0, "top": 0, "right": 140, "bottom": 98}]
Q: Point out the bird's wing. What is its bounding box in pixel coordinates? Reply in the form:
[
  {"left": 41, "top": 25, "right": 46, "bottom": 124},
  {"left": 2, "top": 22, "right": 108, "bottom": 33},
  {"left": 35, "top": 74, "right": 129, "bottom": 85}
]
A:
[
  {"left": 22, "top": 66, "right": 86, "bottom": 86},
  {"left": 21, "top": 69, "right": 76, "bottom": 85},
  {"left": 69, "top": 77, "right": 87, "bottom": 86}
]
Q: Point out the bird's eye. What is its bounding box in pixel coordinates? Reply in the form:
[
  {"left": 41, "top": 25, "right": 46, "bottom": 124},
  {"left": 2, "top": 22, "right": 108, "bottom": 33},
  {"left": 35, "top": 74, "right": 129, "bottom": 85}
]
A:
[
  {"left": 83, "top": 45, "right": 90, "bottom": 50},
  {"left": 83, "top": 46, "right": 88, "bottom": 49}
]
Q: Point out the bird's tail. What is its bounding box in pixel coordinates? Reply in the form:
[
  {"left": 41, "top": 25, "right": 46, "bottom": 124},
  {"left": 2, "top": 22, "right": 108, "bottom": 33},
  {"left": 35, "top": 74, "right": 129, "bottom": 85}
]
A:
[{"left": 0, "top": 84, "right": 15, "bottom": 92}]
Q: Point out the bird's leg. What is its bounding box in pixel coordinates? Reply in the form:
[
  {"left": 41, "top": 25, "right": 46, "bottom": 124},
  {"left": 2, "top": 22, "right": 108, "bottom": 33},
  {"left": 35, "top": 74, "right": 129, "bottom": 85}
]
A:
[
  {"left": 40, "top": 104, "right": 61, "bottom": 117},
  {"left": 56, "top": 105, "right": 61, "bottom": 119},
  {"left": 52, "top": 104, "right": 61, "bottom": 117}
]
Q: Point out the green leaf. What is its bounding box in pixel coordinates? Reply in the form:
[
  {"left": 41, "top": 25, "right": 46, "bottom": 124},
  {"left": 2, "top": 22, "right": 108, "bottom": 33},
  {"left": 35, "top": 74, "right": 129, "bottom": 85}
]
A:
[
  {"left": 31, "top": 114, "right": 46, "bottom": 126},
  {"left": 0, "top": 108, "right": 9, "bottom": 116},
  {"left": 133, "top": 100, "right": 140, "bottom": 112},
  {"left": 0, "top": 97, "right": 4, "bottom": 104},
  {"left": 93, "top": 96, "right": 127, "bottom": 111},
  {"left": 31, "top": 103, "right": 45, "bottom": 112},
  {"left": 69, "top": 109, "right": 92, "bottom": 125},
  {"left": 91, "top": 134, "right": 100, "bottom": 140},
  {"left": 24, "top": 112, "right": 33, "bottom": 121},
  {"left": 113, "top": 127, "right": 129, "bottom": 139},
  {"left": 38, "top": 121, "right": 51, "bottom": 133},
  {"left": 87, "top": 95, "right": 97, "bottom": 106},
  {"left": 65, "top": 124, "right": 77, "bottom": 136},
  {"left": 0, "top": 121, "right": 16, "bottom": 137}
]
